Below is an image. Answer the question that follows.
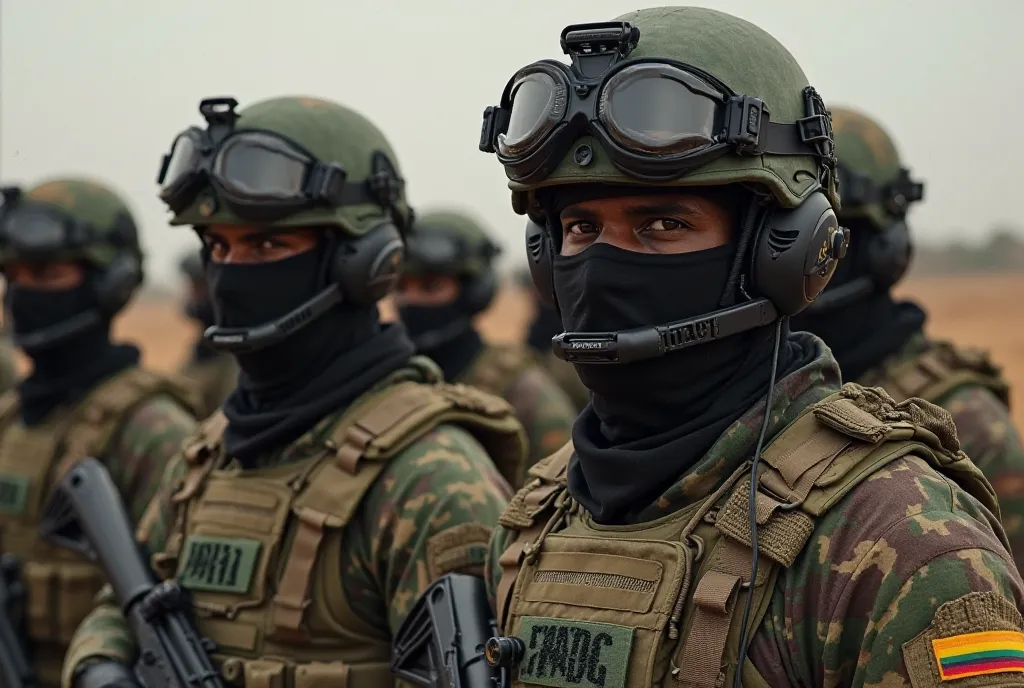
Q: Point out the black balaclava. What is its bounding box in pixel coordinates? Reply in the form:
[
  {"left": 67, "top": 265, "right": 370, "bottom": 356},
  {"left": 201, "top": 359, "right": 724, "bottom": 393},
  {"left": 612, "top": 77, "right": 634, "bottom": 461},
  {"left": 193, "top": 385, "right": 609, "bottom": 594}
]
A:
[
  {"left": 790, "top": 218, "right": 924, "bottom": 381},
  {"left": 212, "top": 235, "right": 415, "bottom": 464},
  {"left": 399, "top": 285, "right": 483, "bottom": 382},
  {"left": 526, "top": 298, "right": 563, "bottom": 354},
  {"left": 184, "top": 290, "right": 220, "bottom": 363},
  {"left": 7, "top": 273, "right": 139, "bottom": 426},
  {"left": 544, "top": 185, "right": 816, "bottom": 524}
]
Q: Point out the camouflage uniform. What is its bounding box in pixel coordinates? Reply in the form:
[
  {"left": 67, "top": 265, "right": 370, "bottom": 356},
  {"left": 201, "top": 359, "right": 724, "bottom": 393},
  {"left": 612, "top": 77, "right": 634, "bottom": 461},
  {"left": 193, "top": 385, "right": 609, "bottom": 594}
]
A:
[
  {"left": 791, "top": 106, "right": 1024, "bottom": 573},
  {"left": 398, "top": 209, "right": 576, "bottom": 483},
  {"left": 62, "top": 97, "right": 523, "bottom": 688},
  {"left": 472, "top": 7, "right": 1024, "bottom": 688},
  {"left": 0, "top": 179, "right": 199, "bottom": 687},
  {"left": 177, "top": 251, "right": 238, "bottom": 418},
  {"left": 0, "top": 330, "right": 18, "bottom": 393}
]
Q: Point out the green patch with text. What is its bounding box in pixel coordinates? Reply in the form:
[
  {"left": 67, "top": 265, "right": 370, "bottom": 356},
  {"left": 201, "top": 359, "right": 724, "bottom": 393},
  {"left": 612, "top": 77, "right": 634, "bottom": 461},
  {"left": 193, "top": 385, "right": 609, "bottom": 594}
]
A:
[
  {"left": 0, "top": 473, "right": 29, "bottom": 515},
  {"left": 177, "top": 535, "right": 261, "bottom": 594},
  {"left": 518, "top": 616, "right": 633, "bottom": 688}
]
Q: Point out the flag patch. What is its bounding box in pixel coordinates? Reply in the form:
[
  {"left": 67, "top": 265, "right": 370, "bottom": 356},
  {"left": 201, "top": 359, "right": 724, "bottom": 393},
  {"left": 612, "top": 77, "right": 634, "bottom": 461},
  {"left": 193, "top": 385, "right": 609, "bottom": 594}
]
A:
[{"left": 932, "top": 630, "right": 1024, "bottom": 680}]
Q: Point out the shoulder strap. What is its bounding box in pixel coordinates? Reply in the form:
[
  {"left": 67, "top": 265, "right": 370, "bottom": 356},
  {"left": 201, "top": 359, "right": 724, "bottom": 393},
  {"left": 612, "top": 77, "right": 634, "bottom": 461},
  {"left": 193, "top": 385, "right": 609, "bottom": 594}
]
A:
[
  {"left": 494, "top": 442, "right": 572, "bottom": 629},
  {"left": 55, "top": 367, "right": 201, "bottom": 481},
  {"left": 871, "top": 341, "right": 1010, "bottom": 408},
  {"left": 460, "top": 345, "right": 534, "bottom": 397}
]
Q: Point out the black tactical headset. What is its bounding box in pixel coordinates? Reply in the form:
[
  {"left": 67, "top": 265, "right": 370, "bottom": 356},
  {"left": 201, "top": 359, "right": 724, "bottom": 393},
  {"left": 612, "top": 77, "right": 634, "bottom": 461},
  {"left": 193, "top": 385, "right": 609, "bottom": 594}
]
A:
[
  {"left": 525, "top": 189, "right": 848, "bottom": 365},
  {"left": 0, "top": 186, "right": 143, "bottom": 350},
  {"left": 803, "top": 165, "right": 923, "bottom": 313}
]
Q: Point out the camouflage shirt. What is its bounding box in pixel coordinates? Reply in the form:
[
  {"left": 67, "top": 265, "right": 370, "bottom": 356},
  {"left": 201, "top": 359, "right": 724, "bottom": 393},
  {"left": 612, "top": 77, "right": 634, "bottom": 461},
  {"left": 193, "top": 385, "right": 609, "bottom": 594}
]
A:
[
  {"left": 486, "top": 336, "right": 1024, "bottom": 687},
  {"left": 178, "top": 350, "right": 238, "bottom": 419},
  {"left": 859, "top": 332, "right": 1024, "bottom": 574},
  {"left": 63, "top": 363, "right": 513, "bottom": 683},
  {"left": 459, "top": 344, "right": 576, "bottom": 478}
]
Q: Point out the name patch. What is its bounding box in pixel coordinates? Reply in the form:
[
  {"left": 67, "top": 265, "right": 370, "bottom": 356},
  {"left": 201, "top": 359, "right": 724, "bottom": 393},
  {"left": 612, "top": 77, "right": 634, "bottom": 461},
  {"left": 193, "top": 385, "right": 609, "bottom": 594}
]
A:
[
  {"left": 518, "top": 616, "right": 633, "bottom": 688},
  {"left": 177, "top": 535, "right": 262, "bottom": 594},
  {"left": 0, "top": 473, "right": 29, "bottom": 515}
]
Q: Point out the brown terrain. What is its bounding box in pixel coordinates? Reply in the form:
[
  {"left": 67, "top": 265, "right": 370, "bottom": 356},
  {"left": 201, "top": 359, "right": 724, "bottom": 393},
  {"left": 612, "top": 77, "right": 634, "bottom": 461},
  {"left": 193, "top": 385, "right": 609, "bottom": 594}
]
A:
[{"left": 61, "top": 272, "right": 1024, "bottom": 429}]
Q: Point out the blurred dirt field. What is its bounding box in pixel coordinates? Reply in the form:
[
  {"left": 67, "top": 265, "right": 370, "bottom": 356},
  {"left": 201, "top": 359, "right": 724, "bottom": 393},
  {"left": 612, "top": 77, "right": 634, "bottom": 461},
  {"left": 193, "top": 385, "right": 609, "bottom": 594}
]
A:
[{"left": 86, "top": 273, "right": 1024, "bottom": 429}]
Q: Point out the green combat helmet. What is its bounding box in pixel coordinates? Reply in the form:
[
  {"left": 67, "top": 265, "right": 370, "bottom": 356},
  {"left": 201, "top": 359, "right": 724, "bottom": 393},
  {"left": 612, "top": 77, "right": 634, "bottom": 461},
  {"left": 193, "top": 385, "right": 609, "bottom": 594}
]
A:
[
  {"left": 400, "top": 209, "right": 502, "bottom": 348},
  {"left": 155, "top": 95, "right": 413, "bottom": 353},
  {"left": 478, "top": 6, "right": 846, "bottom": 362},
  {"left": 0, "top": 178, "right": 143, "bottom": 350},
  {"left": 795, "top": 106, "right": 925, "bottom": 313}
]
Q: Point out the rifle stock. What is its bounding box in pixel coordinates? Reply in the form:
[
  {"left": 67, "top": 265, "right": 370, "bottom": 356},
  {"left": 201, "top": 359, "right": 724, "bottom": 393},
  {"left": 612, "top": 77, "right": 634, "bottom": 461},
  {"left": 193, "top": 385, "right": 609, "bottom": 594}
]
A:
[{"left": 39, "top": 457, "right": 223, "bottom": 688}]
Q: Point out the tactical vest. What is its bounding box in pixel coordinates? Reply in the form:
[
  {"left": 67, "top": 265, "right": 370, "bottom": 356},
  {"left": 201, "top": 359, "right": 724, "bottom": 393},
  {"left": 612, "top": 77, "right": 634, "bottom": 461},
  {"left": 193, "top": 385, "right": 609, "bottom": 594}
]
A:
[
  {"left": 153, "top": 366, "right": 527, "bottom": 688},
  {"left": 494, "top": 383, "right": 1000, "bottom": 688},
  {"left": 860, "top": 339, "right": 1011, "bottom": 409},
  {"left": 0, "top": 367, "right": 199, "bottom": 683},
  {"left": 460, "top": 344, "right": 542, "bottom": 485}
]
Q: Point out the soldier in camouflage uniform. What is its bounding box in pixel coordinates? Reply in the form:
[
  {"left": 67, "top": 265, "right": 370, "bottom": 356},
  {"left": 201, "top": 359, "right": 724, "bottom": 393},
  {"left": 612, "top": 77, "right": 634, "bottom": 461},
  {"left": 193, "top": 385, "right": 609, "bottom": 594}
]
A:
[
  {"left": 0, "top": 179, "right": 200, "bottom": 687},
  {"left": 790, "top": 106, "right": 1024, "bottom": 573},
  {"left": 395, "top": 209, "right": 576, "bottom": 480},
  {"left": 177, "top": 249, "right": 238, "bottom": 418},
  {"left": 516, "top": 268, "right": 590, "bottom": 412},
  {"left": 63, "top": 96, "right": 525, "bottom": 688},
  {"left": 469, "top": 7, "right": 1024, "bottom": 687}
]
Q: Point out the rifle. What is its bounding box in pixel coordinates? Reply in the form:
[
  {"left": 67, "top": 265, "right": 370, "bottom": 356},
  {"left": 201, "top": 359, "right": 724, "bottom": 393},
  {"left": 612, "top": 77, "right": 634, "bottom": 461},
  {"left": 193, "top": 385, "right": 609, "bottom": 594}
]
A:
[
  {"left": 0, "top": 552, "right": 35, "bottom": 688},
  {"left": 392, "top": 573, "right": 521, "bottom": 688},
  {"left": 38, "top": 457, "right": 223, "bottom": 688}
]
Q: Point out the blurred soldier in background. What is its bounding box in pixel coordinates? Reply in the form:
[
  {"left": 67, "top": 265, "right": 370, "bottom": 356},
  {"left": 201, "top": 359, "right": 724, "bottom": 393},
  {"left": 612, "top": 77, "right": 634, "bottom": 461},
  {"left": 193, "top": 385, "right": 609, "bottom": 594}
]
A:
[
  {"left": 0, "top": 178, "right": 200, "bottom": 686},
  {"left": 177, "top": 249, "right": 238, "bottom": 417},
  {"left": 516, "top": 267, "right": 590, "bottom": 411},
  {"left": 790, "top": 106, "right": 1024, "bottom": 571},
  {"left": 395, "top": 209, "right": 576, "bottom": 482},
  {"left": 63, "top": 96, "right": 523, "bottom": 688}
]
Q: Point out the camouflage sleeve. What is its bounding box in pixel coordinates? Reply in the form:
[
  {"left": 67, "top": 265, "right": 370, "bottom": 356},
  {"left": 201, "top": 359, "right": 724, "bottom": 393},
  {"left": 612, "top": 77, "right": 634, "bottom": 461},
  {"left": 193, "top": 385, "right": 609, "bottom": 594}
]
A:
[
  {"left": 938, "top": 384, "right": 1024, "bottom": 573},
  {"left": 507, "top": 365, "right": 577, "bottom": 468},
  {"left": 485, "top": 524, "right": 516, "bottom": 613},
  {"left": 105, "top": 392, "right": 198, "bottom": 524},
  {"left": 751, "top": 455, "right": 1024, "bottom": 687},
  {"left": 62, "top": 440, "right": 195, "bottom": 685},
  {"left": 341, "top": 423, "right": 512, "bottom": 634}
]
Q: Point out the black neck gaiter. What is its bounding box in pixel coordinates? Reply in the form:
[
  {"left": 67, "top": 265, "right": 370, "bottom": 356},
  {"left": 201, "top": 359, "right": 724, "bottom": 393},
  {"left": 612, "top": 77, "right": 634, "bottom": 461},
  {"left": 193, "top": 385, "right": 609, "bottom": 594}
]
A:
[
  {"left": 211, "top": 247, "right": 416, "bottom": 464},
  {"left": 410, "top": 323, "right": 484, "bottom": 382},
  {"left": 789, "top": 218, "right": 926, "bottom": 381},
  {"left": 555, "top": 243, "right": 811, "bottom": 524},
  {"left": 186, "top": 298, "right": 220, "bottom": 363},
  {"left": 8, "top": 283, "right": 140, "bottom": 425},
  {"left": 526, "top": 301, "right": 563, "bottom": 354}
]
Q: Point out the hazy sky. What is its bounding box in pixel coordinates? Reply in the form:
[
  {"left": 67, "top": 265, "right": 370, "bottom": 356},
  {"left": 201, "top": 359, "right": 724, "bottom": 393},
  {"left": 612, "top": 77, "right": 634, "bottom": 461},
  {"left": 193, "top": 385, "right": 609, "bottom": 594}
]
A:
[{"left": 2, "top": 0, "right": 1022, "bottom": 286}]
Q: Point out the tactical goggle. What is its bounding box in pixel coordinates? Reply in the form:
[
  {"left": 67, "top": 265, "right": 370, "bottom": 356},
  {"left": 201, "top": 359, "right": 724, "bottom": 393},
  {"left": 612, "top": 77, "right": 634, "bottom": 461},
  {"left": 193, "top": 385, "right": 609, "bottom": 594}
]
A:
[
  {"left": 157, "top": 97, "right": 402, "bottom": 219},
  {"left": 0, "top": 190, "right": 103, "bottom": 257},
  {"left": 837, "top": 165, "right": 924, "bottom": 217},
  {"left": 479, "top": 22, "right": 836, "bottom": 185}
]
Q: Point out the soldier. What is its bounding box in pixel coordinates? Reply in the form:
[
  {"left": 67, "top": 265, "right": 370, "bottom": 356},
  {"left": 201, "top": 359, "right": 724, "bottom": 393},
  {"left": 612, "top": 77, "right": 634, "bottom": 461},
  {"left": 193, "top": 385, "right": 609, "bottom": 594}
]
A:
[
  {"left": 0, "top": 179, "right": 200, "bottom": 687},
  {"left": 62, "top": 96, "right": 524, "bottom": 688},
  {"left": 516, "top": 267, "right": 590, "bottom": 412},
  {"left": 177, "top": 249, "right": 238, "bottom": 418},
  {"left": 395, "top": 209, "right": 576, "bottom": 480},
  {"left": 474, "top": 8, "right": 1024, "bottom": 688},
  {"left": 790, "top": 106, "right": 1024, "bottom": 572}
]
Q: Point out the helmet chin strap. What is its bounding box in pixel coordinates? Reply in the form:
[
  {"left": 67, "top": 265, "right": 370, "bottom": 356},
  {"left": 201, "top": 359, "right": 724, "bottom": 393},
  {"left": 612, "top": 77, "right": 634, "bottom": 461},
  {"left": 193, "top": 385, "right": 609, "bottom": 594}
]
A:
[{"left": 203, "top": 284, "right": 342, "bottom": 354}]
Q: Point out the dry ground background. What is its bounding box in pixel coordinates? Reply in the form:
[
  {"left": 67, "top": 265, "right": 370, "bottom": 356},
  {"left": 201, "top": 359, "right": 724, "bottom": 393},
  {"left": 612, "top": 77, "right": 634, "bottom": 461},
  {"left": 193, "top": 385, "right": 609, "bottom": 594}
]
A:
[{"left": 80, "top": 273, "right": 1024, "bottom": 429}]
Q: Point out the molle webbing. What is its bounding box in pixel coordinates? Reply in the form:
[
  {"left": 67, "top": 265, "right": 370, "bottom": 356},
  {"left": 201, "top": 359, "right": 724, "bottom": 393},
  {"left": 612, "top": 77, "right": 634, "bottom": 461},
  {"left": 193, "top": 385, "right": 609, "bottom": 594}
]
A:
[{"left": 862, "top": 340, "right": 1011, "bottom": 409}]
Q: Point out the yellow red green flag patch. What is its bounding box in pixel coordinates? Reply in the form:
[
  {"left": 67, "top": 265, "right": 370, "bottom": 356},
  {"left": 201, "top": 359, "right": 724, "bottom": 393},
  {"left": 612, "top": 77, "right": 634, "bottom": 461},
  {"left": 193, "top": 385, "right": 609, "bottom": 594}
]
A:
[{"left": 932, "top": 630, "right": 1024, "bottom": 680}]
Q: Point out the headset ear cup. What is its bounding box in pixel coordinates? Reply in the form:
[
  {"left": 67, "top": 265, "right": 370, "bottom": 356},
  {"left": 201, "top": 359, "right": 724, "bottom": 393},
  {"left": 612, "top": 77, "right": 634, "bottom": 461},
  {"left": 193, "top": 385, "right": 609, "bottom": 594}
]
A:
[
  {"left": 525, "top": 219, "right": 556, "bottom": 307},
  {"left": 752, "top": 192, "right": 844, "bottom": 316},
  {"left": 868, "top": 219, "right": 911, "bottom": 289},
  {"left": 94, "top": 253, "right": 143, "bottom": 316},
  {"left": 331, "top": 222, "right": 406, "bottom": 307},
  {"left": 463, "top": 271, "right": 497, "bottom": 314}
]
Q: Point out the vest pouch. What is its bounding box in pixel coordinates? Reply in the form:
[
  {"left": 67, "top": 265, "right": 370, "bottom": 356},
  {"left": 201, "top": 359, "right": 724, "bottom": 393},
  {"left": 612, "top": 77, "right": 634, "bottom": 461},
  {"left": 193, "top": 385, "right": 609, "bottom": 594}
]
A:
[
  {"left": 294, "top": 661, "right": 352, "bottom": 688},
  {"left": 242, "top": 659, "right": 286, "bottom": 688},
  {"left": 0, "top": 423, "right": 60, "bottom": 530},
  {"left": 176, "top": 473, "right": 295, "bottom": 619},
  {"left": 22, "top": 560, "right": 55, "bottom": 642},
  {"left": 56, "top": 562, "right": 106, "bottom": 643},
  {"left": 507, "top": 533, "right": 688, "bottom": 688}
]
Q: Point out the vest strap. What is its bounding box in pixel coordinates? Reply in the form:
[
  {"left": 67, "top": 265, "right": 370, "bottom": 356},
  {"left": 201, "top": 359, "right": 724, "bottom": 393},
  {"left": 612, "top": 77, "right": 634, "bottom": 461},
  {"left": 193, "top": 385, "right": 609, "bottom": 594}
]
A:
[{"left": 272, "top": 507, "right": 330, "bottom": 643}]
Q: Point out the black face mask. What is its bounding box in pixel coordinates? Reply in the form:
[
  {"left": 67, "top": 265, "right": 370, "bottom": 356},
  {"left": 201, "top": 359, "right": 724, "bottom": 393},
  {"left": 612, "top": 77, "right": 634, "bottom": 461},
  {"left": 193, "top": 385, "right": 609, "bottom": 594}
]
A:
[
  {"left": 185, "top": 297, "right": 216, "bottom": 329},
  {"left": 210, "top": 244, "right": 415, "bottom": 463},
  {"left": 398, "top": 301, "right": 474, "bottom": 351},
  {"left": 554, "top": 241, "right": 809, "bottom": 523},
  {"left": 8, "top": 281, "right": 139, "bottom": 425},
  {"left": 526, "top": 301, "right": 563, "bottom": 354}
]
